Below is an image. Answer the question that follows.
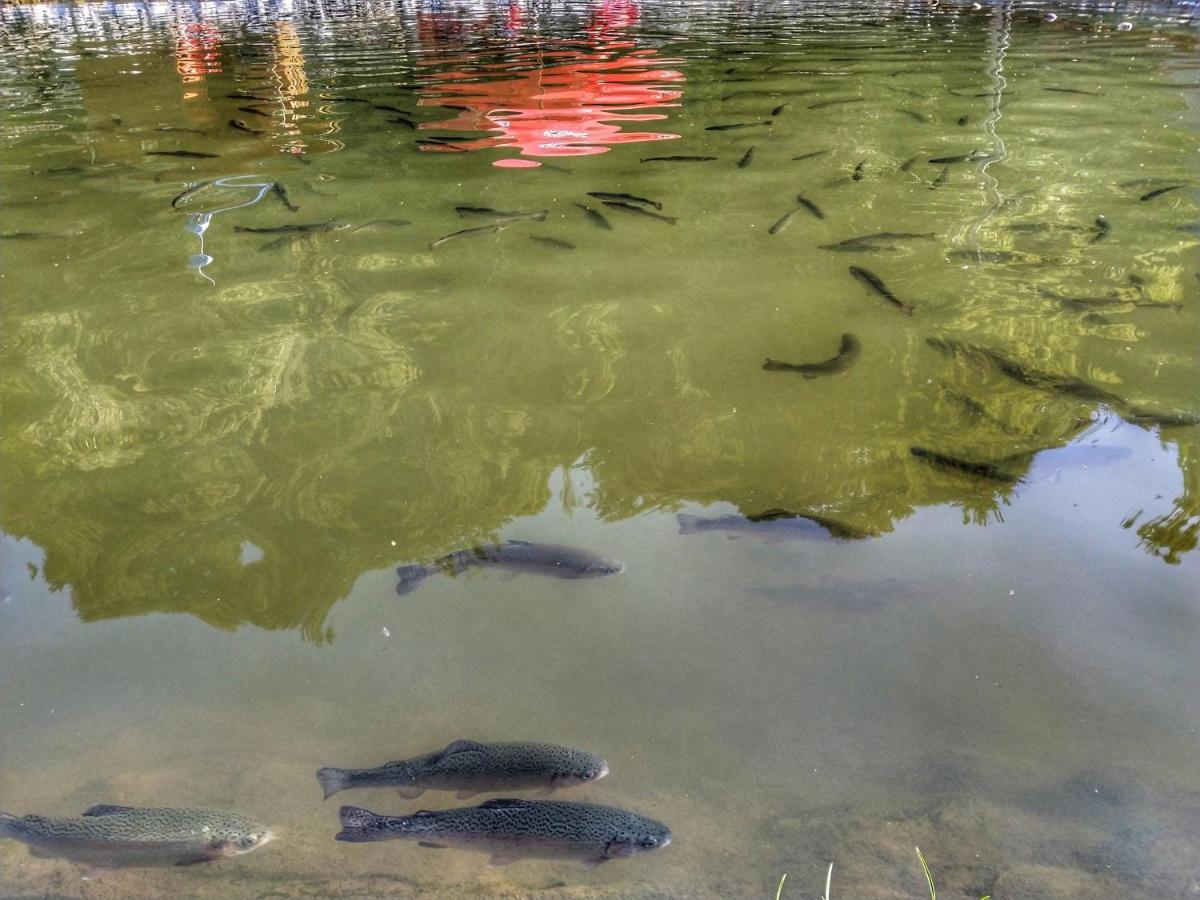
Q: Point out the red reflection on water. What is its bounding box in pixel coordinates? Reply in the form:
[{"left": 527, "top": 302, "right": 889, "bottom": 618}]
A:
[
  {"left": 173, "top": 22, "right": 222, "bottom": 86},
  {"left": 415, "top": 1, "right": 684, "bottom": 168}
]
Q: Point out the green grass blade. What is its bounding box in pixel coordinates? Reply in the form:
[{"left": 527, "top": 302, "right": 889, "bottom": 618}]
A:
[
  {"left": 915, "top": 846, "right": 937, "bottom": 900},
  {"left": 774, "top": 873, "right": 787, "bottom": 900}
]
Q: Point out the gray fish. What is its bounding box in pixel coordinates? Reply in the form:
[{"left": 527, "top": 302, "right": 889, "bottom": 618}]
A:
[
  {"left": 0, "top": 231, "right": 59, "bottom": 240},
  {"left": 792, "top": 149, "right": 831, "bottom": 162},
  {"left": 575, "top": 203, "right": 612, "bottom": 230},
  {"left": 155, "top": 125, "right": 207, "bottom": 135},
  {"left": 0, "top": 805, "right": 271, "bottom": 868},
  {"left": 352, "top": 219, "right": 412, "bottom": 231},
  {"left": 325, "top": 96, "right": 370, "bottom": 103},
  {"left": 795, "top": 194, "right": 825, "bottom": 220},
  {"left": 317, "top": 740, "right": 608, "bottom": 800},
  {"left": 771, "top": 103, "right": 789, "bottom": 116},
  {"left": 146, "top": 150, "right": 219, "bottom": 159},
  {"left": 396, "top": 539, "right": 623, "bottom": 595},
  {"left": 171, "top": 180, "right": 211, "bottom": 208},
  {"left": 808, "top": 97, "right": 864, "bottom": 109},
  {"left": 530, "top": 236, "right": 576, "bottom": 250},
  {"left": 706, "top": 121, "right": 771, "bottom": 131},
  {"left": 764, "top": 333, "right": 860, "bottom": 377},
  {"left": 1123, "top": 408, "right": 1200, "bottom": 429},
  {"left": 852, "top": 159, "right": 867, "bottom": 181},
  {"left": 235, "top": 221, "right": 347, "bottom": 234},
  {"left": 600, "top": 201, "right": 677, "bottom": 224},
  {"left": 896, "top": 109, "right": 930, "bottom": 123},
  {"left": 898, "top": 155, "right": 919, "bottom": 172},
  {"left": 823, "top": 232, "right": 934, "bottom": 251},
  {"left": 769, "top": 208, "right": 802, "bottom": 235},
  {"left": 335, "top": 799, "right": 670, "bottom": 869},
  {"left": 229, "top": 119, "right": 263, "bottom": 135},
  {"left": 737, "top": 147, "right": 755, "bottom": 168},
  {"left": 270, "top": 182, "right": 298, "bottom": 212},
  {"left": 455, "top": 206, "right": 547, "bottom": 223},
  {"left": 227, "top": 91, "right": 271, "bottom": 101},
  {"left": 929, "top": 165, "right": 950, "bottom": 188},
  {"left": 430, "top": 223, "right": 506, "bottom": 250},
  {"left": 640, "top": 155, "right": 717, "bottom": 162},
  {"left": 1043, "top": 86, "right": 1100, "bottom": 96},
  {"left": 849, "top": 265, "right": 914, "bottom": 315},
  {"left": 929, "top": 151, "right": 988, "bottom": 164},
  {"left": 910, "top": 446, "right": 1020, "bottom": 484},
  {"left": 677, "top": 509, "right": 869, "bottom": 542},
  {"left": 586, "top": 192, "right": 662, "bottom": 210},
  {"left": 237, "top": 106, "right": 274, "bottom": 119},
  {"left": 1089, "top": 215, "right": 1110, "bottom": 243}
]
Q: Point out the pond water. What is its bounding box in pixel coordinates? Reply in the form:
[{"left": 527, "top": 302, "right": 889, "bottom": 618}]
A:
[{"left": 1, "top": 0, "right": 1199, "bottom": 897}]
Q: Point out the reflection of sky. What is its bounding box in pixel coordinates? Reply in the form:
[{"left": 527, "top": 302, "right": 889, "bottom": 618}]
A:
[{"left": 415, "top": 2, "right": 685, "bottom": 168}]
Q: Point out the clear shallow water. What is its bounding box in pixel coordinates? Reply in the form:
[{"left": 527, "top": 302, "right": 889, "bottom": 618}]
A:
[{"left": 1, "top": 1, "right": 1199, "bottom": 897}]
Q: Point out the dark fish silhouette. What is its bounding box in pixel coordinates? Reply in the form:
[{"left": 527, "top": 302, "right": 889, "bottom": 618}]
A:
[
  {"left": 706, "top": 121, "right": 771, "bottom": 131},
  {"left": 317, "top": 740, "right": 608, "bottom": 800},
  {"left": 235, "top": 222, "right": 345, "bottom": 234},
  {"left": 600, "top": 201, "right": 676, "bottom": 224},
  {"left": 849, "top": 266, "right": 914, "bottom": 315},
  {"left": 1043, "top": 86, "right": 1100, "bottom": 95},
  {"left": 795, "top": 194, "right": 825, "bottom": 219},
  {"left": 896, "top": 109, "right": 929, "bottom": 123},
  {"left": 769, "top": 208, "right": 803, "bottom": 234},
  {"left": 530, "top": 236, "right": 575, "bottom": 250},
  {"left": 271, "top": 182, "right": 298, "bottom": 212},
  {"left": 455, "top": 207, "right": 547, "bottom": 223},
  {"left": 430, "top": 223, "right": 506, "bottom": 250},
  {"left": 926, "top": 338, "right": 1124, "bottom": 405},
  {"left": 641, "top": 155, "right": 717, "bottom": 162},
  {"left": 1089, "top": 215, "right": 1110, "bottom": 243},
  {"left": 771, "top": 103, "right": 789, "bottom": 116},
  {"left": 822, "top": 231, "right": 934, "bottom": 251},
  {"left": 677, "top": 509, "right": 869, "bottom": 542},
  {"left": 808, "top": 97, "right": 865, "bottom": 109},
  {"left": 146, "top": 150, "right": 219, "bottom": 159},
  {"left": 237, "top": 106, "right": 273, "bottom": 118},
  {"left": 228, "top": 119, "right": 263, "bottom": 135},
  {"left": 396, "top": 540, "right": 624, "bottom": 595},
  {"left": 335, "top": 800, "right": 671, "bottom": 869},
  {"left": 764, "top": 333, "right": 861, "bottom": 377},
  {"left": 738, "top": 147, "right": 755, "bottom": 168},
  {"left": 586, "top": 192, "right": 662, "bottom": 210},
  {"left": 1139, "top": 186, "right": 1183, "bottom": 202},
  {"left": 929, "top": 165, "right": 950, "bottom": 188},
  {"left": 575, "top": 203, "right": 612, "bottom": 230},
  {"left": 910, "top": 447, "right": 1020, "bottom": 483},
  {"left": 852, "top": 159, "right": 867, "bottom": 181},
  {"left": 227, "top": 91, "right": 272, "bottom": 101},
  {"left": 792, "top": 149, "right": 831, "bottom": 161}
]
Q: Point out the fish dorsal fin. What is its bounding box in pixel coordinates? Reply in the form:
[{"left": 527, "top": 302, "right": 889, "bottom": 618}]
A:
[
  {"left": 82, "top": 805, "right": 134, "bottom": 817},
  {"left": 441, "top": 739, "right": 485, "bottom": 757},
  {"left": 479, "top": 799, "right": 531, "bottom": 811}
]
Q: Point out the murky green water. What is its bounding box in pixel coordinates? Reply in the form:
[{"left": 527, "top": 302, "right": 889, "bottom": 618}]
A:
[{"left": 1, "top": 0, "right": 1199, "bottom": 897}]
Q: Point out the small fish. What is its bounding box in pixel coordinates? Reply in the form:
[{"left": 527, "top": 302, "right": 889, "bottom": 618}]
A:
[
  {"left": 0, "top": 805, "right": 271, "bottom": 868},
  {"left": 769, "top": 208, "right": 802, "bottom": 235},
  {"left": 677, "top": 509, "right": 869, "bottom": 542},
  {"left": 0, "top": 231, "right": 59, "bottom": 240},
  {"left": 429, "top": 223, "right": 507, "bottom": 250},
  {"left": 353, "top": 219, "right": 412, "bottom": 231},
  {"left": 416, "top": 138, "right": 465, "bottom": 149},
  {"left": 229, "top": 119, "right": 263, "bottom": 135},
  {"left": 956, "top": 115, "right": 970, "bottom": 126},
  {"left": 271, "top": 182, "right": 298, "bottom": 212},
  {"left": 898, "top": 155, "right": 919, "bottom": 172},
  {"left": 601, "top": 202, "right": 677, "bottom": 224},
  {"left": 737, "top": 147, "right": 755, "bottom": 168},
  {"left": 235, "top": 222, "right": 346, "bottom": 234},
  {"left": 390, "top": 117, "right": 417, "bottom": 129},
  {"left": 227, "top": 91, "right": 272, "bottom": 101},
  {"left": 929, "top": 165, "right": 950, "bottom": 188},
  {"left": 397, "top": 540, "right": 623, "bottom": 594},
  {"left": 155, "top": 125, "right": 207, "bottom": 135},
  {"left": 586, "top": 192, "right": 662, "bottom": 211},
  {"left": 373, "top": 104, "right": 411, "bottom": 115},
  {"left": 1043, "top": 87, "right": 1100, "bottom": 95},
  {"left": 1123, "top": 408, "right": 1200, "bottom": 429},
  {"left": 910, "top": 447, "right": 1019, "bottom": 483},
  {"left": 317, "top": 740, "right": 608, "bottom": 800},
  {"left": 706, "top": 121, "right": 771, "bottom": 131},
  {"left": 896, "top": 109, "right": 929, "bottom": 123},
  {"left": 795, "top": 194, "right": 825, "bottom": 219},
  {"left": 257, "top": 235, "right": 302, "bottom": 252},
  {"left": 1139, "top": 186, "right": 1183, "bottom": 202},
  {"left": 722, "top": 89, "right": 821, "bottom": 101},
  {"left": 455, "top": 207, "right": 547, "bottom": 223},
  {"left": 926, "top": 338, "right": 1124, "bottom": 405},
  {"left": 575, "top": 203, "right": 612, "bottom": 230},
  {"left": 170, "top": 181, "right": 212, "bottom": 209},
  {"left": 237, "top": 106, "right": 274, "bottom": 118},
  {"left": 530, "top": 236, "right": 576, "bottom": 250},
  {"left": 771, "top": 103, "right": 789, "bottom": 116},
  {"left": 852, "top": 160, "right": 866, "bottom": 181},
  {"left": 146, "top": 150, "right": 220, "bottom": 158},
  {"left": 928, "top": 151, "right": 987, "bottom": 164},
  {"left": 808, "top": 97, "right": 865, "bottom": 109},
  {"left": 848, "top": 265, "right": 914, "bottom": 315},
  {"left": 641, "top": 155, "right": 717, "bottom": 162},
  {"left": 792, "top": 149, "right": 832, "bottom": 162},
  {"left": 325, "top": 96, "right": 370, "bottom": 103},
  {"left": 335, "top": 799, "right": 671, "bottom": 869},
  {"left": 763, "top": 333, "right": 861, "bottom": 378}
]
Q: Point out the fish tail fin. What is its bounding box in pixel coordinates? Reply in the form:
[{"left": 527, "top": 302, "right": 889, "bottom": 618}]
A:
[
  {"left": 336, "top": 806, "right": 392, "bottom": 842},
  {"left": 395, "top": 564, "right": 431, "bottom": 596},
  {"left": 676, "top": 513, "right": 704, "bottom": 535},
  {"left": 316, "top": 768, "right": 353, "bottom": 800}
]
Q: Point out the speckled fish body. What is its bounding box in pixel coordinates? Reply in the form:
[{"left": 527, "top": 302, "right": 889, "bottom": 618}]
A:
[
  {"left": 336, "top": 799, "right": 671, "bottom": 868},
  {"left": 396, "top": 540, "right": 623, "bottom": 595},
  {"left": 317, "top": 740, "right": 609, "bottom": 799},
  {"left": 0, "top": 805, "right": 272, "bottom": 868}
]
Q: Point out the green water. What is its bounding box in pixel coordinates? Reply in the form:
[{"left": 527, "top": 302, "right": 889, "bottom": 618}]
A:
[{"left": 1, "top": 1, "right": 1199, "bottom": 897}]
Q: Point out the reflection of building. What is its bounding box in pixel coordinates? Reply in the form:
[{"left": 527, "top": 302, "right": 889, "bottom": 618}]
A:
[
  {"left": 415, "top": 1, "right": 684, "bottom": 168},
  {"left": 174, "top": 21, "right": 222, "bottom": 90}
]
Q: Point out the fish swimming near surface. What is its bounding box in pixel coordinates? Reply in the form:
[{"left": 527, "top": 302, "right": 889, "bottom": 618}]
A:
[
  {"left": 1043, "top": 86, "right": 1101, "bottom": 96},
  {"left": 228, "top": 119, "right": 263, "bottom": 135},
  {"left": 227, "top": 91, "right": 272, "bottom": 101},
  {"left": 335, "top": 799, "right": 671, "bottom": 869},
  {"left": 769, "top": 208, "right": 803, "bottom": 235},
  {"left": 764, "top": 333, "right": 861, "bottom": 377},
  {"left": 849, "top": 266, "right": 914, "bottom": 315},
  {"left": 600, "top": 201, "right": 677, "bottom": 224},
  {"left": 352, "top": 219, "right": 412, "bottom": 231},
  {"left": 771, "top": 103, "right": 789, "bottom": 116},
  {"left": 586, "top": 192, "right": 662, "bottom": 210},
  {"left": 851, "top": 159, "right": 867, "bottom": 181},
  {"left": 821, "top": 232, "right": 934, "bottom": 252},
  {"left": 792, "top": 149, "right": 831, "bottom": 162},
  {"left": 575, "top": 203, "right": 612, "bottom": 230},
  {"left": 795, "top": 194, "right": 825, "bottom": 219},
  {"left": 706, "top": 121, "right": 772, "bottom": 131},
  {"left": 0, "top": 805, "right": 271, "bottom": 868},
  {"left": 455, "top": 207, "right": 547, "bottom": 223},
  {"left": 677, "top": 509, "right": 869, "bottom": 542},
  {"left": 530, "top": 235, "right": 576, "bottom": 250},
  {"left": 1139, "top": 185, "right": 1183, "bottom": 202},
  {"left": 373, "top": 104, "right": 412, "bottom": 115},
  {"left": 898, "top": 155, "right": 919, "bottom": 172},
  {"left": 956, "top": 115, "right": 970, "bottom": 127},
  {"left": 929, "top": 165, "right": 950, "bottom": 188},
  {"left": 396, "top": 540, "right": 624, "bottom": 595},
  {"left": 416, "top": 138, "right": 465, "bottom": 149},
  {"left": 808, "top": 97, "right": 865, "bottom": 109},
  {"left": 237, "top": 106, "right": 274, "bottom": 119},
  {"left": 235, "top": 221, "right": 347, "bottom": 234},
  {"left": 429, "top": 223, "right": 507, "bottom": 250},
  {"left": 896, "top": 109, "right": 930, "bottom": 123},
  {"left": 0, "top": 231, "right": 60, "bottom": 240},
  {"left": 271, "top": 182, "right": 299, "bottom": 212},
  {"left": 146, "top": 150, "right": 220, "bottom": 158},
  {"left": 1090, "top": 215, "right": 1110, "bottom": 243},
  {"left": 737, "top": 147, "right": 755, "bottom": 168},
  {"left": 641, "top": 155, "right": 718, "bottom": 162},
  {"left": 928, "top": 150, "right": 991, "bottom": 164},
  {"left": 155, "top": 125, "right": 207, "bottom": 135},
  {"left": 324, "top": 96, "right": 371, "bottom": 103},
  {"left": 910, "top": 446, "right": 1021, "bottom": 484},
  {"left": 1122, "top": 408, "right": 1200, "bottom": 429},
  {"left": 317, "top": 740, "right": 609, "bottom": 800}
]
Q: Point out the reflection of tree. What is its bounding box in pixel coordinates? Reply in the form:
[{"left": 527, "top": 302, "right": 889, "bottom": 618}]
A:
[{"left": 1136, "top": 438, "right": 1199, "bottom": 565}]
